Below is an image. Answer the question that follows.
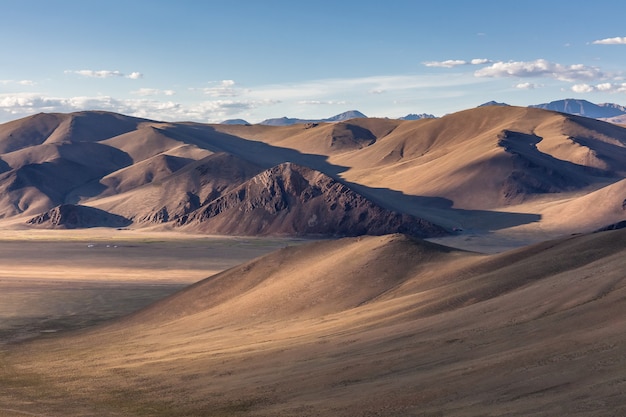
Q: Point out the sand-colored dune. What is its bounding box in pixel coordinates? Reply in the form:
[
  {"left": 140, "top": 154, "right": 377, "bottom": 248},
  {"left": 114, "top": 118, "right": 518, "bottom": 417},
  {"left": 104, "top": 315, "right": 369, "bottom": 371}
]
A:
[{"left": 3, "top": 229, "right": 625, "bottom": 416}]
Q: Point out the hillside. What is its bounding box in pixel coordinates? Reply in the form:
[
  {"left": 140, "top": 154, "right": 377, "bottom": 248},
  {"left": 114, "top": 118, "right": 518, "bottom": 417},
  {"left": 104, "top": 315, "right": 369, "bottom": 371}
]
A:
[
  {"left": 176, "top": 162, "right": 447, "bottom": 237},
  {"left": 0, "top": 106, "right": 624, "bottom": 241},
  {"left": 530, "top": 98, "right": 626, "bottom": 119},
  {"left": 5, "top": 229, "right": 626, "bottom": 416}
]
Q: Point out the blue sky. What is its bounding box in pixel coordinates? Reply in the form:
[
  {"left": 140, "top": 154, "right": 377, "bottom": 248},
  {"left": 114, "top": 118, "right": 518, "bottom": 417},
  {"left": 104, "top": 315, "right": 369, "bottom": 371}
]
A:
[{"left": 1, "top": 0, "right": 626, "bottom": 123}]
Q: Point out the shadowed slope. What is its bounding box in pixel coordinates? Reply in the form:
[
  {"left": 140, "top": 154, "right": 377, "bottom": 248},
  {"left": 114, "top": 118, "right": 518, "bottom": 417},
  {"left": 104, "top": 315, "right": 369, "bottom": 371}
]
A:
[
  {"left": 0, "top": 113, "right": 67, "bottom": 153},
  {"left": 4, "top": 230, "right": 626, "bottom": 416},
  {"left": 335, "top": 106, "right": 626, "bottom": 209},
  {"left": 0, "top": 111, "right": 149, "bottom": 154},
  {"left": 0, "top": 142, "right": 133, "bottom": 217},
  {"left": 178, "top": 162, "right": 448, "bottom": 237},
  {"left": 0, "top": 107, "right": 625, "bottom": 239},
  {"left": 90, "top": 152, "right": 265, "bottom": 224},
  {"left": 26, "top": 204, "right": 131, "bottom": 229},
  {"left": 120, "top": 234, "right": 469, "bottom": 325}
]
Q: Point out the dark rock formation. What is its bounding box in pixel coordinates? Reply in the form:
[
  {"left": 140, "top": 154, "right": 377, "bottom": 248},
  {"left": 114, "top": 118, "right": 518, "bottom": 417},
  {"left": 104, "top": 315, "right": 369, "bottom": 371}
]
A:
[
  {"left": 177, "top": 163, "right": 448, "bottom": 238},
  {"left": 27, "top": 204, "right": 131, "bottom": 229}
]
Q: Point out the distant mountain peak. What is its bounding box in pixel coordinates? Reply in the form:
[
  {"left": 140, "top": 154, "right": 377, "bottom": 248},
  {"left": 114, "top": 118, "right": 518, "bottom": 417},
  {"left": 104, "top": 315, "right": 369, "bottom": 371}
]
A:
[
  {"left": 325, "top": 110, "right": 367, "bottom": 122},
  {"left": 529, "top": 98, "right": 626, "bottom": 119},
  {"left": 220, "top": 118, "right": 250, "bottom": 125},
  {"left": 478, "top": 100, "right": 510, "bottom": 107},
  {"left": 260, "top": 110, "right": 367, "bottom": 126},
  {"left": 399, "top": 113, "right": 436, "bottom": 120}
]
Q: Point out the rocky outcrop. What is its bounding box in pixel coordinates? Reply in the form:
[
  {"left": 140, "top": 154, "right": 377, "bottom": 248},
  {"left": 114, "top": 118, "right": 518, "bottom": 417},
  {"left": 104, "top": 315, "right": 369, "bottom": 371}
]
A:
[
  {"left": 177, "top": 163, "right": 448, "bottom": 238},
  {"left": 26, "top": 204, "right": 131, "bottom": 229}
]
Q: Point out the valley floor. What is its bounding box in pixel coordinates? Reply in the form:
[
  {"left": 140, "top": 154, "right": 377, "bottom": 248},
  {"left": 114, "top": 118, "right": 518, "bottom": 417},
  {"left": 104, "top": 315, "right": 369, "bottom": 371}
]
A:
[{"left": 0, "top": 229, "right": 624, "bottom": 416}]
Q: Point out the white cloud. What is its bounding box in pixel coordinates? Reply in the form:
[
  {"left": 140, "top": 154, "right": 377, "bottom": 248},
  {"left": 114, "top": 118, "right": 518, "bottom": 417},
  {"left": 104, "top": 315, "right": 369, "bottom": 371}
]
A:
[
  {"left": 67, "top": 70, "right": 123, "bottom": 78},
  {"left": 65, "top": 69, "right": 143, "bottom": 79},
  {"left": 515, "top": 82, "right": 542, "bottom": 90},
  {"left": 131, "top": 88, "right": 176, "bottom": 97},
  {"left": 298, "top": 100, "right": 347, "bottom": 105},
  {"left": 0, "top": 79, "right": 36, "bottom": 86},
  {"left": 132, "top": 88, "right": 160, "bottom": 96},
  {"left": 571, "top": 82, "right": 626, "bottom": 93},
  {"left": 424, "top": 59, "right": 468, "bottom": 68},
  {"left": 475, "top": 59, "right": 604, "bottom": 82},
  {"left": 596, "top": 83, "right": 614, "bottom": 92},
  {"left": 592, "top": 37, "right": 626, "bottom": 45},
  {"left": 0, "top": 72, "right": 488, "bottom": 123},
  {"left": 202, "top": 80, "right": 240, "bottom": 97},
  {"left": 0, "top": 92, "right": 280, "bottom": 123},
  {"left": 246, "top": 73, "right": 484, "bottom": 103},
  {"left": 424, "top": 58, "right": 491, "bottom": 68},
  {"left": 571, "top": 84, "right": 595, "bottom": 93}
]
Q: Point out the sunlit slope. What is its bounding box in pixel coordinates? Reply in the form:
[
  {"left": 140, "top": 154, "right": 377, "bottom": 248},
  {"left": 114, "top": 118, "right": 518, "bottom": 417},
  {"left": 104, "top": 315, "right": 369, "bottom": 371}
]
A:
[
  {"left": 329, "top": 106, "right": 626, "bottom": 209},
  {"left": 0, "top": 106, "right": 624, "bottom": 237},
  {"left": 7, "top": 229, "right": 626, "bottom": 416}
]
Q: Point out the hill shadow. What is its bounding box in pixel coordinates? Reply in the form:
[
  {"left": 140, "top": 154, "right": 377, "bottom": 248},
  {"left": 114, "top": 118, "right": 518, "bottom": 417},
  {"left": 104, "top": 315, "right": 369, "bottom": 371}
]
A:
[
  {"left": 0, "top": 158, "right": 10, "bottom": 174},
  {"left": 500, "top": 130, "right": 616, "bottom": 186},
  {"left": 167, "top": 124, "right": 541, "bottom": 232}
]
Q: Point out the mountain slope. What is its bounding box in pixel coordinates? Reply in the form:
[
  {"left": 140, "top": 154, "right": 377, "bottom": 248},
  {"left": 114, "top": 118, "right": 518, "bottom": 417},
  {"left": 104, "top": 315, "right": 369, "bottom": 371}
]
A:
[
  {"left": 260, "top": 110, "right": 367, "bottom": 126},
  {"left": 26, "top": 203, "right": 131, "bottom": 229},
  {"left": 0, "top": 106, "right": 624, "bottom": 238},
  {"left": 333, "top": 106, "right": 626, "bottom": 210},
  {"left": 7, "top": 229, "right": 626, "bottom": 416},
  {"left": 89, "top": 152, "right": 265, "bottom": 225},
  {"left": 177, "top": 162, "right": 448, "bottom": 237},
  {"left": 530, "top": 98, "right": 626, "bottom": 118}
]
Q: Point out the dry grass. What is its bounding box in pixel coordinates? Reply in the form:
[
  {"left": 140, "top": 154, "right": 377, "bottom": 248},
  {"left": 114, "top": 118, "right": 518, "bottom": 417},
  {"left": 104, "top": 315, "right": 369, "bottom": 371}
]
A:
[{"left": 1, "top": 230, "right": 625, "bottom": 416}]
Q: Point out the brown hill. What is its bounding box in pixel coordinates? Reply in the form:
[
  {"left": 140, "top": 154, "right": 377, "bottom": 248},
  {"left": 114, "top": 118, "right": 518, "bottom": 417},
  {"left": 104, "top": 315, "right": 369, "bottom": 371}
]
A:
[
  {"left": 26, "top": 203, "right": 131, "bottom": 229},
  {"left": 90, "top": 152, "right": 265, "bottom": 225},
  {"left": 7, "top": 229, "right": 626, "bottom": 416},
  {"left": 0, "top": 106, "right": 625, "bottom": 241},
  {"left": 177, "top": 162, "right": 448, "bottom": 237},
  {"left": 332, "top": 106, "right": 626, "bottom": 209},
  {"left": 0, "top": 111, "right": 149, "bottom": 154}
]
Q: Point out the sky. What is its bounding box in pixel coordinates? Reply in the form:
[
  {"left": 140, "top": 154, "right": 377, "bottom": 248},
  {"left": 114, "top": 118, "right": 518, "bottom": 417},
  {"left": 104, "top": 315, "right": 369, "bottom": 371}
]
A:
[{"left": 1, "top": 0, "right": 626, "bottom": 124}]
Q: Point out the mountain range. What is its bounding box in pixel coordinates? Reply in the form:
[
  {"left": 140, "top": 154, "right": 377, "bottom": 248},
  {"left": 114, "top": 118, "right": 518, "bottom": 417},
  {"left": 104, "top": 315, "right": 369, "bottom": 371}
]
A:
[
  {"left": 479, "top": 98, "right": 626, "bottom": 122},
  {"left": 223, "top": 99, "right": 626, "bottom": 126},
  {"left": 3, "top": 102, "right": 626, "bottom": 416},
  {"left": 0, "top": 104, "right": 624, "bottom": 245}
]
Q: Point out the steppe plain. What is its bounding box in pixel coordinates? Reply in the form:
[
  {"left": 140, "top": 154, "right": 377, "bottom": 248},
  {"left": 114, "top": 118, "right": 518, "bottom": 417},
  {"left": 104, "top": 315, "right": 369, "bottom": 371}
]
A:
[{"left": 0, "top": 105, "right": 625, "bottom": 416}]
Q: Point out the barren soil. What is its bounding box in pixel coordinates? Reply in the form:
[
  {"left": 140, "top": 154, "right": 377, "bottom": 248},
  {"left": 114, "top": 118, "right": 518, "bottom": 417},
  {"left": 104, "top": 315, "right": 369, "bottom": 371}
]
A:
[{"left": 0, "top": 230, "right": 624, "bottom": 416}]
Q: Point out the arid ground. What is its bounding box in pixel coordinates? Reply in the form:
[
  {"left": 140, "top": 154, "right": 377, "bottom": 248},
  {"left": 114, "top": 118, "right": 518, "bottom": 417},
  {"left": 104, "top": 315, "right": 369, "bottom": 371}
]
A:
[
  {"left": 0, "top": 106, "right": 625, "bottom": 416},
  {"left": 0, "top": 228, "right": 624, "bottom": 416}
]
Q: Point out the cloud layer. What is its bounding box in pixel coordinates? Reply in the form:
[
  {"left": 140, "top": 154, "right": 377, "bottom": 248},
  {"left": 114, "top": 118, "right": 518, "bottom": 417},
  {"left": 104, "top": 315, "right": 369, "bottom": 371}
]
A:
[
  {"left": 592, "top": 37, "right": 626, "bottom": 45},
  {"left": 65, "top": 70, "right": 143, "bottom": 79},
  {"left": 572, "top": 83, "right": 626, "bottom": 94},
  {"left": 424, "top": 58, "right": 491, "bottom": 68},
  {"left": 0, "top": 92, "right": 280, "bottom": 123},
  {"left": 474, "top": 59, "right": 603, "bottom": 82}
]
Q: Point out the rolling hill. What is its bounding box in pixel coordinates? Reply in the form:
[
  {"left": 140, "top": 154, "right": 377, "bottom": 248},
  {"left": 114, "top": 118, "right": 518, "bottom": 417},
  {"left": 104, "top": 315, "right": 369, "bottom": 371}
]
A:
[
  {"left": 5, "top": 228, "right": 625, "bottom": 416},
  {"left": 0, "top": 105, "right": 623, "bottom": 242}
]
